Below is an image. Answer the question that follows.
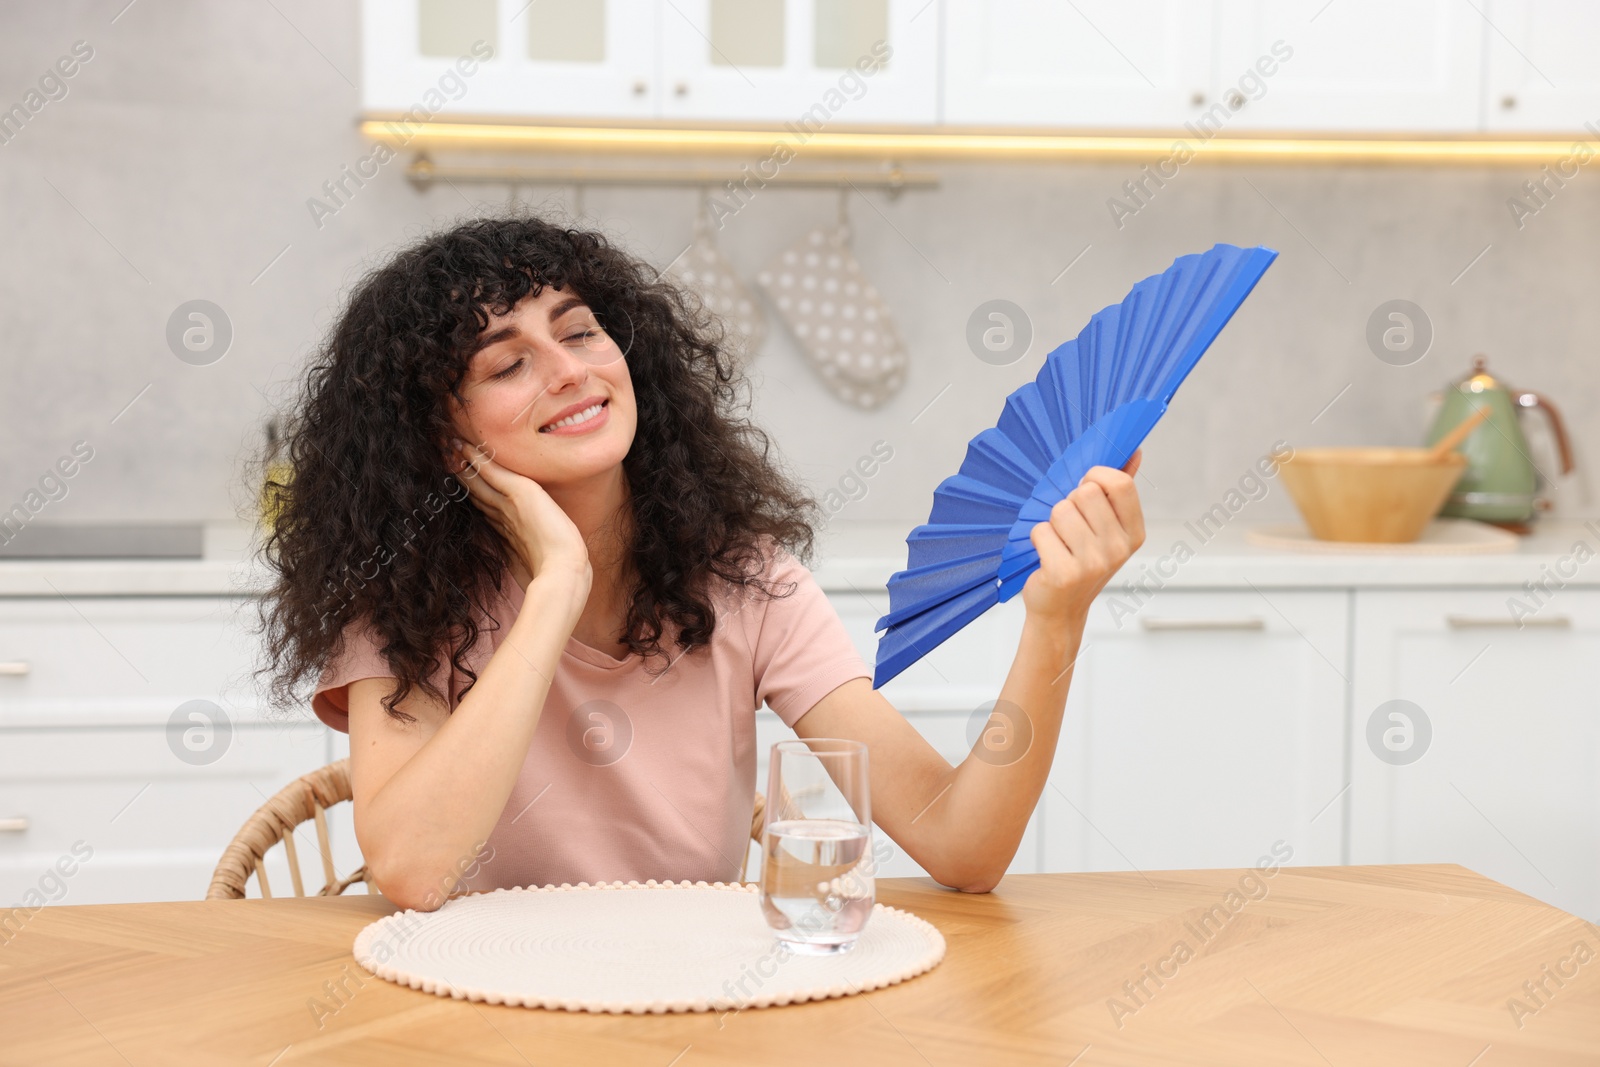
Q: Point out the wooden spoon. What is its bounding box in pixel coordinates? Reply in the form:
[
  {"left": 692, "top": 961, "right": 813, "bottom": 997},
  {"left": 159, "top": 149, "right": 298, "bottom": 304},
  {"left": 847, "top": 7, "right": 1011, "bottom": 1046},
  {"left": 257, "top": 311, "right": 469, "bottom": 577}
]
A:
[{"left": 1426, "top": 404, "right": 1491, "bottom": 462}]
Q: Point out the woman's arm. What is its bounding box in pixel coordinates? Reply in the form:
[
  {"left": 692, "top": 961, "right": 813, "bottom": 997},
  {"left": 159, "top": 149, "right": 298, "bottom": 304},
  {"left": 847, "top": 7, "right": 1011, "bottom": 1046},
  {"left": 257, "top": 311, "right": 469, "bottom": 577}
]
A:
[
  {"left": 348, "top": 440, "right": 593, "bottom": 911},
  {"left": 793, "top": 455, "right": 1145, "bottom": 893},
  {"left": 348, "top": 569, "right": 588, "bottom": 911}
]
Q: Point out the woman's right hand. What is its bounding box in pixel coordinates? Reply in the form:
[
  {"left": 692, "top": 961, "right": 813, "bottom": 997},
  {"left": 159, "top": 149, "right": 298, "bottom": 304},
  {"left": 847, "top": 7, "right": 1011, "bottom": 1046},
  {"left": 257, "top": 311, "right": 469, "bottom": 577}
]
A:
[{"left": 450, "top": 439, "right": 593, "bottom": 602}]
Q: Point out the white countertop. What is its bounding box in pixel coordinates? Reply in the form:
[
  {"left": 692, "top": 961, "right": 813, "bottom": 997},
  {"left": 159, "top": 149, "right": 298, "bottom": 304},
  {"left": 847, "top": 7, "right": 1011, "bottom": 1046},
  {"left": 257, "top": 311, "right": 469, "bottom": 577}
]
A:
[
  {"left": 810, "top": 518, "right": 1600, "bottom": 592},
  {"left": 0, "top": 519, "right": 1596, "bottom": 598},
  {"left": 0, "top": 524, "right": 265, "bottom": 597}
]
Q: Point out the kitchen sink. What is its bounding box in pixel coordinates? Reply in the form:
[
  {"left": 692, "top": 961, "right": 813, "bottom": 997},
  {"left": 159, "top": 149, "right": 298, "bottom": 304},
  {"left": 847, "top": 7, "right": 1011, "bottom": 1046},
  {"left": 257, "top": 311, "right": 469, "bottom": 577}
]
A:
[{"left": 0, "top": 523, "right": 205, "bottom": 559}]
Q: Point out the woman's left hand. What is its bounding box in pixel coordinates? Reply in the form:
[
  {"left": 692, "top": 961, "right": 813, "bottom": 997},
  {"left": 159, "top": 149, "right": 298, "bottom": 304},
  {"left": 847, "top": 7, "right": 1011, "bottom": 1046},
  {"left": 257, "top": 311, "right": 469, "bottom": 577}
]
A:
[{"left": 1020, "top": 450, "right": 1146, "bottom": 626}]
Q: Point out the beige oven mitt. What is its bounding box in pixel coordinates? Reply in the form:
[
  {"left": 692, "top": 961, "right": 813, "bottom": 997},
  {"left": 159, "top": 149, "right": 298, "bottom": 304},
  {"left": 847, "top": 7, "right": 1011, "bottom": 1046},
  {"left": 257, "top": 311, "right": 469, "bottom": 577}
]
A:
[
  {"left": 663, "top": 202, "right": 766, "bottom": 365},
  {"left": 755, "top": 223, "right": 909, "bottom": 410}
]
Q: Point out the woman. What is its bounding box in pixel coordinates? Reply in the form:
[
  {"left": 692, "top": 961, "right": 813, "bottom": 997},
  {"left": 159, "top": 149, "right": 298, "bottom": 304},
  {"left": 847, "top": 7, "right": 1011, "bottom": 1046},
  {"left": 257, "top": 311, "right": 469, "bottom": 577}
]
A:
[{"left": 259, "top": 215, "right": 1144, "bottom": 912}]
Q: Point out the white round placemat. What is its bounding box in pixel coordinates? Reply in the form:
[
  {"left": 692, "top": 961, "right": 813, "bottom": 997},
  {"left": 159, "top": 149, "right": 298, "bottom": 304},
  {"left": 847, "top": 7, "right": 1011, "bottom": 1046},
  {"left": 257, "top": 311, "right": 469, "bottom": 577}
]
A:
[{"left": 353, "top": 880, "right": 945, "bottom": 1014}]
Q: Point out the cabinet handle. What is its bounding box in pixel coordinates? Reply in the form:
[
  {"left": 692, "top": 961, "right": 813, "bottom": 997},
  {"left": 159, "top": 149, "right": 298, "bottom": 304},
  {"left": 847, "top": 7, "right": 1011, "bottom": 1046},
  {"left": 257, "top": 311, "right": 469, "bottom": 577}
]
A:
[
  {"left": 0, "top": 817, "right": 27, "bottom": 833},
  {"left": 674, "top": 81, "right": 689, "bottom": 96},
  {"left": 1139, "top": 617, "right": 1265, "bottom": 632},
  {"left": 632, "top": 79, "right": 647, "bottom": 95},
  {"left": 1446, "top": 614, "right": 1570, "bottom": 629},
  {"left": 0, "top": 660, "right": 28, "bottom": 676}
]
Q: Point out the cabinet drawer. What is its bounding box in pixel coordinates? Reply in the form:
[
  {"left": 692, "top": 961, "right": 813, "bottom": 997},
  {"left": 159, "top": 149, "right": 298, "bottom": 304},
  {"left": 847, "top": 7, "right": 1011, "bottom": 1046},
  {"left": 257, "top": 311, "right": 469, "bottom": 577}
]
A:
[
  {"left": 0, "top": 722, "right": 333, "bottom": 905},
  {"left": 0, "top": 598, "right": 261, "bottom": 721}
]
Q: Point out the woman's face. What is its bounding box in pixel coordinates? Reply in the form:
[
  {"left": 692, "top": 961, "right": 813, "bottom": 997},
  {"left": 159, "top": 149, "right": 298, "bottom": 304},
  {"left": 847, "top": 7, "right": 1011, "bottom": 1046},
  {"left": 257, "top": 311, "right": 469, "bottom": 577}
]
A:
[{"left": 448, "top": 284, "right": 637, "bottom": 485}]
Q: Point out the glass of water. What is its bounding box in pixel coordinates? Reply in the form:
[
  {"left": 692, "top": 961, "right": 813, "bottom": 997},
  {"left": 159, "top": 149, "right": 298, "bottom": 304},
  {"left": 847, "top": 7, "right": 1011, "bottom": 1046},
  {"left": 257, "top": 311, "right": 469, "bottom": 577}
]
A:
[{"left": 760, "top": 738, "right": 873, "bottom": 955}]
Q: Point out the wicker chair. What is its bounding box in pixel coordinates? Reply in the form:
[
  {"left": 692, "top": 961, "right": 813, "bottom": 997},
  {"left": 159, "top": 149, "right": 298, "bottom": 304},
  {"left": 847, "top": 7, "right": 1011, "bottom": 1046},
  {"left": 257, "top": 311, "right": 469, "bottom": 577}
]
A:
[
  {"left": 208, "top": 758, "right": 771, "bottom": 900},
  {"left": 207, "top": 758, "right": 368, "bottom": 899}
]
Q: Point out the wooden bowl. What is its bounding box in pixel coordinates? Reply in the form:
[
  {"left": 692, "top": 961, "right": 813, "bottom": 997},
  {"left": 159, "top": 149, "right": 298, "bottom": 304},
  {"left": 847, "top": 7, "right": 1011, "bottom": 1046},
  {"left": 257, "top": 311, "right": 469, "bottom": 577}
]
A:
[{"left": 1274, "top": 447, "right": 1469, "bottom": 543}]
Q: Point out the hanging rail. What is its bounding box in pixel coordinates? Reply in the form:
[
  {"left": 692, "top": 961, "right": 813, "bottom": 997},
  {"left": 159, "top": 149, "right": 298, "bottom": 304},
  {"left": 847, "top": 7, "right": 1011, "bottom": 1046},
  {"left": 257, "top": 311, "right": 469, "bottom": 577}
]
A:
[{"left": 404, "top": 155, "right": 938, "bottom": 197}]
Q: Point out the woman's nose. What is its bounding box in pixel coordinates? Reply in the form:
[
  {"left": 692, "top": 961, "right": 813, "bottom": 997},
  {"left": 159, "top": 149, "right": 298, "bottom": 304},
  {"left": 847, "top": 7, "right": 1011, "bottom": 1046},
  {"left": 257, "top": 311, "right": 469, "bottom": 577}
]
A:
[{"left": 540, "top": 340, "right": 592, "bottom": 390}]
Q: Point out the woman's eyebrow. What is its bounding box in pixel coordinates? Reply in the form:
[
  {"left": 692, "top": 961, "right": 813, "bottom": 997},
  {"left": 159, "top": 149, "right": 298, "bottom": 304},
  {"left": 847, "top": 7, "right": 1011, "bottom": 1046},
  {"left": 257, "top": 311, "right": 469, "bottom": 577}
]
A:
[
  {"left": 468, "top": 324, "right": 521, "bottom": 360},
  {"left": 548, "top": 296, "right": 587, "bottom": 321}
]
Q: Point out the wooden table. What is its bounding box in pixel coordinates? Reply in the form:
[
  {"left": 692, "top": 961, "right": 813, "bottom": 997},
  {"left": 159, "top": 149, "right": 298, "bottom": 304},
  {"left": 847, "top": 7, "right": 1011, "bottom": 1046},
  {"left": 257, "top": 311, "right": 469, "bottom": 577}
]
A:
[{"left": 2, "top": 865, "right": 1597, "bottom": 1066}]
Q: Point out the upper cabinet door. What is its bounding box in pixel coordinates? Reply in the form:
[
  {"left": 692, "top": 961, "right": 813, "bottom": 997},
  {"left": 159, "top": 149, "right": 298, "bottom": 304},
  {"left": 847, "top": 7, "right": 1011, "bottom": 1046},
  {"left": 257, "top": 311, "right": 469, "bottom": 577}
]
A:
[
  {"left": 1486, "top": 0, "right": 1600, "bottom": 131},
  {"left": 657, "top": 0, "right": 938, "bottom": 123},
  {"left": 942, "top": 0, "right": 1216, "bottom": 129},
  {"left": 362, "top": 0, "right": 659, "bottom": 120},
  {"left": 1214, "top": 0, "right": 1485, "bottom": 131}
]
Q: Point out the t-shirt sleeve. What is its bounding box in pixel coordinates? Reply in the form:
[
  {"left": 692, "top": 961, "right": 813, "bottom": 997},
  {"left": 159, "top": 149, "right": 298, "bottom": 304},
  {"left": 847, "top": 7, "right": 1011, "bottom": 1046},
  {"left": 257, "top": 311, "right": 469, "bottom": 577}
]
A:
[
  {"left": 747, "top": 546, "right": 873, "bottom": 728},
  {"left": 311, "top": 618, "right": 398, "bottom": 734}
]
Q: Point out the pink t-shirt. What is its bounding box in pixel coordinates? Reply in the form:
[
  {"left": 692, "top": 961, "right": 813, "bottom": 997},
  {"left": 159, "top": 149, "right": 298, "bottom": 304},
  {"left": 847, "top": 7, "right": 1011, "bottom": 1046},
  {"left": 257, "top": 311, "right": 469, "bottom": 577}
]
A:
[{"left": 310, "top": 542, "right": 872, "bottom": 892}]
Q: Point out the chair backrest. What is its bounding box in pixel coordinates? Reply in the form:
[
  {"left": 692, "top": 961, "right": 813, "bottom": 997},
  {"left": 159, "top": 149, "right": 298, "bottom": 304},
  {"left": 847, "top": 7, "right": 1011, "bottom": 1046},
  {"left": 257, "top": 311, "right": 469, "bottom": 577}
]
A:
[
  {"left": 742, "top": 791, "right": 767, "bottom": 878},
  {"left": 749, "top": 791, "right": 766, "bottom": 842},
  {"left": 206, "top": 758, "right": 368, "bottom": 900}
]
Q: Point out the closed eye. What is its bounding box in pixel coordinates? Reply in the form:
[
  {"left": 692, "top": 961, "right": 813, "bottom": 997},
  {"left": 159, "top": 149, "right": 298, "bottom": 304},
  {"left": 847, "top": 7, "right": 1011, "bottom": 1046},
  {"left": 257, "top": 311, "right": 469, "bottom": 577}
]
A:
[{"left": 490, "top": 358, "right": 523, "bottom": 381}]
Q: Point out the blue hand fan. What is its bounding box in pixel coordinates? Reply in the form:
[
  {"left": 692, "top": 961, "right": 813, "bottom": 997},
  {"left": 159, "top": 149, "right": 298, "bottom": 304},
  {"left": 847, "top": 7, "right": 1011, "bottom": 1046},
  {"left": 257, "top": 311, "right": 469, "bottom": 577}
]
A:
[{"left": 871, "top": 242, "right": 1278, "bottom": 689}]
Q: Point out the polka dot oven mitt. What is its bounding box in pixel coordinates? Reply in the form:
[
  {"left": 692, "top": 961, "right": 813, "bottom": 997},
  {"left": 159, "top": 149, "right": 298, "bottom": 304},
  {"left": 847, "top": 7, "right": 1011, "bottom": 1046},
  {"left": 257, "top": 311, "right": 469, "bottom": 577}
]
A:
[
  {"left": 664, "top": 215, "right": 767, "bottom": 364},
  {"left": 755, "top": 225, "right": 909, "bottom": 410}
]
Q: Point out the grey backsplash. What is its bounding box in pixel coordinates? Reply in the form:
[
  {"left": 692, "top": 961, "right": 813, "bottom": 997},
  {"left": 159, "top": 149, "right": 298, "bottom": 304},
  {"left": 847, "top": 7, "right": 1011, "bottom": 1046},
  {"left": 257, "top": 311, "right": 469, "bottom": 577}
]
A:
[{"left": 2, "top": 2, "right": 1593, "bottom": 543}]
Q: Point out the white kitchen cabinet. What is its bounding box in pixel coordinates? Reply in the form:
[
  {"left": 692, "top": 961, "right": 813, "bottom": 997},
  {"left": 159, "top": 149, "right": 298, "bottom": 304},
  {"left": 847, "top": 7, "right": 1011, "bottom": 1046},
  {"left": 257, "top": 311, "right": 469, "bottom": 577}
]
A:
[
  {"left": 1213, "top": 0, "right": 1486, "bottom": 132},
  {"left": 0, "top": 722, "right": 335, "bottom": 907},
  {"left": 363, "top": 0, "right": 933, "bottom": 124},
  {"left": 1349, "top": 589, "right": 1600, "bottom": 922},
  {"left": 1041, "top": 589, "right": 1349, "bottom": 874},
  {"left": 935, "top": 0, "right": 1496, "bottom": 134},
  {"left": 362, "top": 0, "right": 659, "bottom": 120},
  {"left": 658, "top": 0, "right": 937, "bottom": 124},
  {"left": 941, "top": 0, "right": 1216, "bottom": 130},
  {"left": 357, "top": 0, "right": 1600, "bottom": 136},
  {"left": 1484, "top": 0, "right": 1600, "bottom": 132},
  {"left": 0, "top": 597, "right": 262, "bottom": 724},
  {"left": 818, "top": 586, "right": 1348, "bottom": 883},
  {"left": 0, "top": 594, "right": 343, "bottom": 906}
]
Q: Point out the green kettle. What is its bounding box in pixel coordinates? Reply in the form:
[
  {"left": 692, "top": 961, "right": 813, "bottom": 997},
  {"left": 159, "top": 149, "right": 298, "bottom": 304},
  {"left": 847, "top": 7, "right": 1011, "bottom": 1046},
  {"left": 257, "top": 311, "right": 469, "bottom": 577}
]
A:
[{"left": 1425, "top": 355, "right": 1573, "bottom": 526}]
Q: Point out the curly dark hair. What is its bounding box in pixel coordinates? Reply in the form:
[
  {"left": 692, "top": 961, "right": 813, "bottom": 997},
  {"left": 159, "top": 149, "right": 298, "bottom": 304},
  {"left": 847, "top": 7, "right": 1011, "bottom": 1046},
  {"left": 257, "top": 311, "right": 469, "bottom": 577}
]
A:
[{"left": 256, "top": 213, "right": 822, "bottom": 723}]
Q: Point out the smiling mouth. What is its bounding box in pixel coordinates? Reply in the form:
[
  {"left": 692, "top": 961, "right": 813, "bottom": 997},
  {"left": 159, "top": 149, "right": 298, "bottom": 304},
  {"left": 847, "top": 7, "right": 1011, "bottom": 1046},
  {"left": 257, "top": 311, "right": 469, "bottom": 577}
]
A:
[{"left": 539, "top": 399, "right": 609, "bottom": 433}]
